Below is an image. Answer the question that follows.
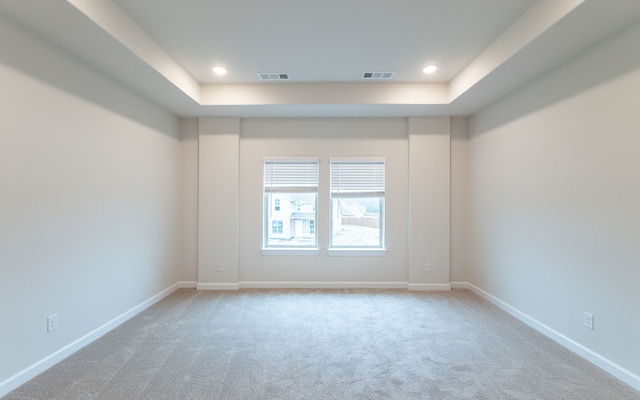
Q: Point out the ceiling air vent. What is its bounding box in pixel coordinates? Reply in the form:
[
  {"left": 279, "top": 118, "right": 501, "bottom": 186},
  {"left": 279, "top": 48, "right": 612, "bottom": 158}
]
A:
[
  {"left": 362, "top": 72, "right": 394, "bottom": 80},
  {"left": 258, "top": 73, "right": 290, "bottom": 81}
]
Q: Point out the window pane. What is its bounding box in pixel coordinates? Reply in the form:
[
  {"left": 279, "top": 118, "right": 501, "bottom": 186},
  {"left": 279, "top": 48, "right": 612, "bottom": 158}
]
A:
[
  {"left": 331, "top": 197, "right": 382, "bottom": 247},
  {"left": 330, "top": 158, "right": 385, "bottom": 249},
  {"left": 266, "top": 193, "right": 317, "bottom": 247},
  {"left": 264, "top": 159, "right": 319, "bottom": 249}
]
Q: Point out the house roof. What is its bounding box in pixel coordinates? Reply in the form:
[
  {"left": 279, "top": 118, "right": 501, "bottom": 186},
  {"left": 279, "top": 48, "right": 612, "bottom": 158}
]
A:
[
  {"left": 339, "top": 202, "right": 365, "bottom": 218},
  {"left": 289, "top": 212, "right": 315, "bottom": 221}
]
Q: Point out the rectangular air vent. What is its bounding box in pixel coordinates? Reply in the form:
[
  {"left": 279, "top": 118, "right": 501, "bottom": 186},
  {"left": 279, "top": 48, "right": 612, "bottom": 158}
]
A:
[
  {"left": 258, "top": 73, "right": 290, "bottom": 81},
  {"left": 362, "top": 72, "right": 394, "bottom": 79}
]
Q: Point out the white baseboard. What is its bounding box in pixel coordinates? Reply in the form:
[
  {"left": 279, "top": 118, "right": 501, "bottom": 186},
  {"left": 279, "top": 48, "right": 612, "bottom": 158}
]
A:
[
  {"left": 0, "top": 281, "right": 190, "bottom": 398},
  {"left": 198, "top": 281, "right": 456, "bottom": 291},
  {"left": 12, "top": 281, "right": 634, "bottom": 397},
  {"left": 239, "top": 281, "right": 409, "bottom": 289},
  {"left": 461, "top": 281, "right": 640, "bottom": 392},
  {"left": 196, "top": 283, "right": 240, "bottom": 290},
  {"left": 408, "top": 283, "right": 451, "bottom": 291}
]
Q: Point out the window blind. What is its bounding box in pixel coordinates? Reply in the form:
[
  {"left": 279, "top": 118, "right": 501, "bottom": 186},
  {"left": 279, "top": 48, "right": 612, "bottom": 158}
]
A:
[
  {"left": 263, "top": 158, "right": 319, "bottom": 193},
  {"left": 330, "top": 157, "right": 385, "bottom": 198}
]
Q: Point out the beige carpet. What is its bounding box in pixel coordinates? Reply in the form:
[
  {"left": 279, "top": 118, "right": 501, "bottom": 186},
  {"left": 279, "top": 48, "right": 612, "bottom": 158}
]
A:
[{"left": 5, "top": 289, "right": 639, "bottom": 399}]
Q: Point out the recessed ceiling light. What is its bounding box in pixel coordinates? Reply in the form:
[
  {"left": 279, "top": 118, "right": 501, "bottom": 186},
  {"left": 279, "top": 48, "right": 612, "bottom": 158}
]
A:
[
  {"left": 212, "top": 66, "right": 227, "bottom": 75},
  {"left": 422, "top": 65, "right": 438, "bottom": 74}
]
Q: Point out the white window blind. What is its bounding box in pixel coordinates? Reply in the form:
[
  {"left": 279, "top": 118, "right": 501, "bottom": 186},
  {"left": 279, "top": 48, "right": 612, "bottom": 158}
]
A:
[
  {"left": 330, "top": 157, "right": 385, "bottom": 198},
  {"left": 263, "top": 158, "right": 319, "bottom": 193}
]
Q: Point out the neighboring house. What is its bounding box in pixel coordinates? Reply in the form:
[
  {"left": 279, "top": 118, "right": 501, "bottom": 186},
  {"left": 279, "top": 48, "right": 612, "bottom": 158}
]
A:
[{"left": 269, "top": 194, "right": 315, "bottom": 241}]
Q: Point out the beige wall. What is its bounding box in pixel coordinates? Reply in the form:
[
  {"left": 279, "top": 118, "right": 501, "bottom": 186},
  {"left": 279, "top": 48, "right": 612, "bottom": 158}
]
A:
[
  {"left": 239, "top": 118, "right": 409, "bottom": 285},
  {"left": 194, "top": 117, "right": 457, "bottom": 288},
  {"left": 408, "top": 117, "right": 451, "bottom": 289},
  {"left": 197, "top": 117, "right": 240, "bottom": 289},
  {"left": 180, "top": 118, "right": 199, "bottom": 282},
  {"left": 450, "top": 117, "right": 468, "bottom": 283},
  {"left": 0, "top": 17, "right": 182, "bottom": 388},
  {"left": 467, "top": 21, "right": 640, "bottom": 381}
]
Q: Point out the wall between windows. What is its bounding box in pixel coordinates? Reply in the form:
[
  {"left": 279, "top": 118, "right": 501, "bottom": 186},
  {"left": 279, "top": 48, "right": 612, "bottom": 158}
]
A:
[
  {"left": 467, "top": 21, "right": 640, "bottom": 382},
  {"left": 0, "top": 17, "right": 182, "bottom": 391},
  {"left": 196, "top": 117, "right": 456, "bottom": 288}
]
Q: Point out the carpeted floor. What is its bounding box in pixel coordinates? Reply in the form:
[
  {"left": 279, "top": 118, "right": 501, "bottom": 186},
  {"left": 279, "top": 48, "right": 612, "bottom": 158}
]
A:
[{"left": 5, "top": 289, "right": 639, "bottom": 399}]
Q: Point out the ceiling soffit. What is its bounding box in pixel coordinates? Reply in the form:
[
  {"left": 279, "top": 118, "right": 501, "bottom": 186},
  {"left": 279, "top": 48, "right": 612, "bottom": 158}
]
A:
[{"left": 1, "top": 0, "right": 639, "bottom": 117}]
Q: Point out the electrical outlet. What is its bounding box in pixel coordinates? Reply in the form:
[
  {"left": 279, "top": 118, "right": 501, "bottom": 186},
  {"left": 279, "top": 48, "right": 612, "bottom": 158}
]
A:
[
  {"left": 583, "top": 312, "right": 594, "bottom": 330},
  {"left": 217, "top": 262, "right": 224, "bottom": 272},
  {"left": 425, "top": 263, "right": 432, "bottom": 272},
  {"left": 47, "top": 314, "right": 58, "bottom": 332}
]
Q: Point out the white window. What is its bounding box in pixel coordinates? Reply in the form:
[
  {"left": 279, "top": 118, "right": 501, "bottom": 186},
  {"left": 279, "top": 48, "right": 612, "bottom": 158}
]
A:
[
  {"left": 271, "top": 220, "right": 283, "bottom": 234},
  {"left": 263, "top": 158, "right": 319, "bottom": 250},
  {"left": 330, "top": 158, "right": 385, "bottom": 250}
]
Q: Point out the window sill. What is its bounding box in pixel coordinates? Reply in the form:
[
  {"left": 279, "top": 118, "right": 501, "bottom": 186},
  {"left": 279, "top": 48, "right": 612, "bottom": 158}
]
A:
[
  {"left": 327, "top": 248, "right": 387, "bottom": 257},
  {"left": 261, "top": 248, "right": 320, "bottom": 256}
]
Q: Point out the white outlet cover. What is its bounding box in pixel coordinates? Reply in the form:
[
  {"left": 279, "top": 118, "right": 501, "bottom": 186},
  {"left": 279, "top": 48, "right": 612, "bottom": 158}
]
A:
[
  {"left": 47, "top": 314, "right": 59, "bottom": 332},
  {"left": 583, "top": 312, "right": 594, "bottom": 330}
]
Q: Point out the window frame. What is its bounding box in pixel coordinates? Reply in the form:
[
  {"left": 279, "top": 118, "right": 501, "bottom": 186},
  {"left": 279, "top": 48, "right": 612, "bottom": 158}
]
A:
[
  {"left": 328, "top": 157, "right": 387, "bottom": 256},
  {"left": 262, "top": 157, "right": 320, "bottom": 255}
]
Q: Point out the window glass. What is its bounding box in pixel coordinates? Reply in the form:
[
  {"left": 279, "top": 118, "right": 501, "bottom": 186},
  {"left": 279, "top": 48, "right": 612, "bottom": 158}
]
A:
[
  {"left": 330, "top": 158, "right": 385, "bottom": 249},
  {"left": 264, "top": 158, "right": 319, "bottom": 248}
]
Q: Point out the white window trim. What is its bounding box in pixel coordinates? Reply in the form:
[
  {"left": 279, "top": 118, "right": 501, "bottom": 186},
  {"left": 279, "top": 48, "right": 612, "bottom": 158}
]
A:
[
  {"left": 329, "top": 157, "right": 386, "bottom": 250},
  {"left": 263, "top": 157, "right": 319, "bottom": 251}
]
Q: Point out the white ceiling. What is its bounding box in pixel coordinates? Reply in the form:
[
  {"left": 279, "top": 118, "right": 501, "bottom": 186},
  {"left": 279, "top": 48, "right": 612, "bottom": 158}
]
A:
[
  {"left": 112, "top": 0, "right": 535, "bottom": 84},
  {"left": 1, "top": 0, "right": 640, "bottom": 118}
]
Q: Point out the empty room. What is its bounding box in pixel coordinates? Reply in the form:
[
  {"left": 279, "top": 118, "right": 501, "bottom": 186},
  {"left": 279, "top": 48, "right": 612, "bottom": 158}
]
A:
[{"left": 1, "top": 0, "right": 639, "bottom": 399}]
